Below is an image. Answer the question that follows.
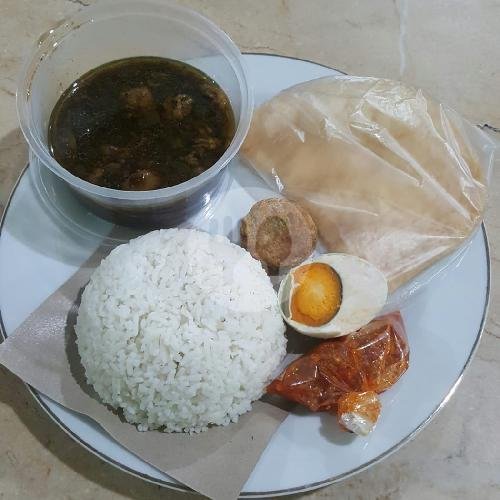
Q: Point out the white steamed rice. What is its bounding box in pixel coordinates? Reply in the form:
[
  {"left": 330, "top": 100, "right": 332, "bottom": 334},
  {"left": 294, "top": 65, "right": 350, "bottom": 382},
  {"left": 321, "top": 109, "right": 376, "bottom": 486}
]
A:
[{"left": 75, "top": 228, "right": 286, "bottom": 433}]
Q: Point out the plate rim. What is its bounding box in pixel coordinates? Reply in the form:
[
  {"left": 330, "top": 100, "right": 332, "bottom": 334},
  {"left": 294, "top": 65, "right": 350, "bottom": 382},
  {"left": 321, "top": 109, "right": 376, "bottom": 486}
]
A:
[{"left": 0, "top": 53, "right": 491, "bottom": 498}]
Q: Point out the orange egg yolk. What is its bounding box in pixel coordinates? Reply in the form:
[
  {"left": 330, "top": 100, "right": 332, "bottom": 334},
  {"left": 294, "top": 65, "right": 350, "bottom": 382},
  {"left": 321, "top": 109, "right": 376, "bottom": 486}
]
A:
[{"left": 290, "top": 262, "right": 342, "bottom": 327}]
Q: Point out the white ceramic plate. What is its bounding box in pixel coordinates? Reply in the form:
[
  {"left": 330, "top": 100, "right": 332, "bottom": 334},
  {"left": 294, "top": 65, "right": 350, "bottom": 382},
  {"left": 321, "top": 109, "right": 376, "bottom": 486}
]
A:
[{"left": 0, "top": 54, "right": 490, "bottom": 497}]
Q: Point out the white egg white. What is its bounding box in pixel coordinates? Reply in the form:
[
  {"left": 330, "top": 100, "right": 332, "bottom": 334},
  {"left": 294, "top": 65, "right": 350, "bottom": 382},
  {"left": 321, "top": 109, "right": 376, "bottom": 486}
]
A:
[{"left": 278, "top": 253, "right": 388, "bottom": 338}]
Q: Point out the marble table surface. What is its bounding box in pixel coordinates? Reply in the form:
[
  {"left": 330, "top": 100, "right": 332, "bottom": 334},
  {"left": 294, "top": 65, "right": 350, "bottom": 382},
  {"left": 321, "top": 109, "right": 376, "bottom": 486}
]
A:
[{"left": 0, "top": 1, "right": 498, "bottom": 499}]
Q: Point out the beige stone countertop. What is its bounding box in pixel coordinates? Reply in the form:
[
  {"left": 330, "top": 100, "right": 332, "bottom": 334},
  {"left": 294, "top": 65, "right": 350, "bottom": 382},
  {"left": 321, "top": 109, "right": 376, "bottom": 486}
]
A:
[{"left": 0, "top": 1, "right": 499, "bottom": 499}]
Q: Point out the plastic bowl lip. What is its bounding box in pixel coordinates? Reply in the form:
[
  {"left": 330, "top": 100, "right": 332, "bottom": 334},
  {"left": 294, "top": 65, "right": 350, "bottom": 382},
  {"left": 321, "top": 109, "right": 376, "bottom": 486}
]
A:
[{"left": 16, "top": 0, "right": 253, "bottom": 201}]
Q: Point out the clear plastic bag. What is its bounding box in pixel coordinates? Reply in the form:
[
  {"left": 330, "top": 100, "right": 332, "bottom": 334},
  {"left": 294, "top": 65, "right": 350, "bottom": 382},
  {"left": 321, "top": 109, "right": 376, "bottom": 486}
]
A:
[
  {"left": 241, "top": 77, "right": 497, "bottom": 301},
  {"left": 268, "top": 313, "right": 409, "bottom": 435}
]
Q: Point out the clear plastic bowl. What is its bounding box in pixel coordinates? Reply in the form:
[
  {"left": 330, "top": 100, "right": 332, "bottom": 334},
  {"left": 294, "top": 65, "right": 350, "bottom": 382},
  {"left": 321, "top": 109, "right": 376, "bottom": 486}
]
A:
[{"left": 17, "top": 0, "right": 253, "bottom": 228}]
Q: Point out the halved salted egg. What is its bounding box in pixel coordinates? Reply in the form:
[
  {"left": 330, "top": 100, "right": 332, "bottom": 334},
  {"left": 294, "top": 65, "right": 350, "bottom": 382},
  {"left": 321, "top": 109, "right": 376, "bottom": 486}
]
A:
[{"left": 278, "top": 254, "right": 388, "bottom": 338}]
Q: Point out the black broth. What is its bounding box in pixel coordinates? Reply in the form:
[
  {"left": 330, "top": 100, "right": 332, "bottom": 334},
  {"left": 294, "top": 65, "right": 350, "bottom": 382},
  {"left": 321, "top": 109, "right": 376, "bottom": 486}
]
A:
[{"left": 48, "top": 57, "right": 235, "bottom": 190}]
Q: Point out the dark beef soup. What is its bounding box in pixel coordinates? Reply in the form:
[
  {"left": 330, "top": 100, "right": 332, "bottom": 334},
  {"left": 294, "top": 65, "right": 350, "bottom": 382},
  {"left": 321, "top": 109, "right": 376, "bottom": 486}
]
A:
[{"left": 48, "top": 57, "right": 235, "bottom": 190}]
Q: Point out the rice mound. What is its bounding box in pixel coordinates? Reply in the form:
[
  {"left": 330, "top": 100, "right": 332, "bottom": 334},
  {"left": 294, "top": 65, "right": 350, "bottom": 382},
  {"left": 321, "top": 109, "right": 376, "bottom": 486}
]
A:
[{"left": 75, "top": 228, "right": 286, "bottom": 433}]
